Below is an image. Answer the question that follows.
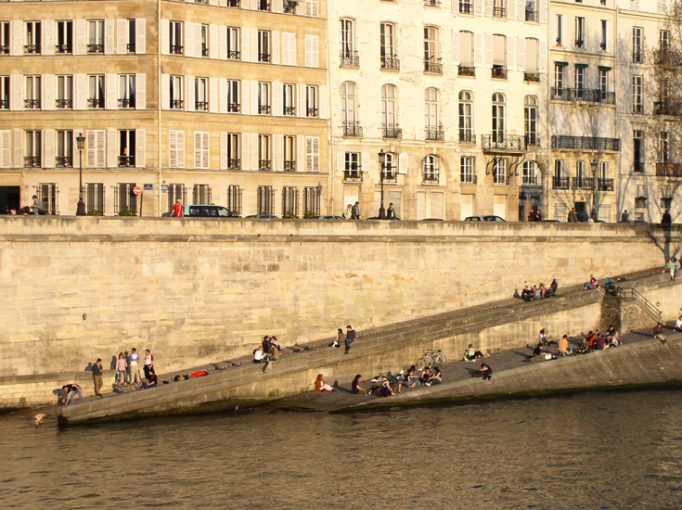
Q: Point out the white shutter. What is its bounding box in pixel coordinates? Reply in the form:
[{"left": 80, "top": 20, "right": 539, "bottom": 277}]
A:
[
  {"left": 305, "top": 34, "right": 319, "bottom": 67},
  {"left": 361, "top": 152, "right": 370, "bottom": 176},
  {"left": 186, "top": 75, "right": 195, "bottom": 111},
  {"left": 184, "top": 22, "right": 194, "bottom": 57},
  {"left": 398, "top": 153, "right": 408, "bottom": 174},
  {"left": 202, "top": 132, "right": 210, "bottom": 169},
  {"left": 474, "top": 0, "right": 484, "bottom": 16},
  {"left": 250, "top": 80, "right": 258, "bottom": 115},
  {"left": 177, "top": 131, "right": 185, "bottom": 168},
  {"left": 297, "top": 84, "right": 306, "bottom": 118},
  {"left": 242, "top": 27, "right": 256, "bottom": 61},
  {"left": 452, "top": 30, "right": 460, "bottom": 65},
  {"left": 136, "top": 18, "right": 146, "bottom": 54},
  {"left": 272, "top": 30, "right": 280, "bottom": 65},
  {"left": 209, "top": 24, "right": 219, "bottom": 59},
  {"left": 135, "top": 128, "right": 146, "bottom": 168},
  {"left": 42, "top": 74, "right": 55, "bottom": 111},
  {"left": 219, "top": 132, "right": 227, "bottom": 169},
  {"left": 297, "top": 135, "right": 306, "bottom": 171},
  {"left": 169, "top": 129, "right": 178, "bottom": 168},
  {"left": 86, "top": 130, "right": 95, "bottom": 167},
  {"left": 517, "top": 0, "right": 525, "bottom": 21},
  {"left": 136, "top": 73, "right": 146, "bottom": 110},
  {"left": 11, "top": 21, "right": 22, "bottom": 56},
  {"left": 42, "top": 20, "right": 55, "bottom": 56},
  {"left": 319, "top": 85, "right": 329, "bottom": 119},
  {"left": 282, "top": 32, "right": 292, "bottom": 65},
  {"left": 13, "top": 129, "right": 23, "bottom": 168},
  {"left": 10, "top": 74, "right": 23, "bottom": 110},
  {"left": 219, "top": 79, "right": 227, "bottom": 113},
  {"left": 43, "top": 129, "right": 55, "bottom": 168},
  {"left": 209, "top": 0, "right": 218, "bottom": 5},
  {"left": 0, "top": 131, "right": 10, "bottom": 168},
  {"left": 75, "top": 19, "right": 87, "bottom": 55},
  {"left": 106, "top": 128, "right": 117, "bottom": 167},
  {"left": 274, "top": 134, "right": 284, "bottom": 171},
  {"left": 75, "top": 74, "right": 87, "bottom": 109},
  {"left": 161, "top": 74, "right": 170, "bottom": 109},
  {"left": 517, "top": 37, "right": 526, "bottom": 72},
  {"left": 241, "top": 131, "right": 251, "bottom": 171},
  {"left": 474, "top": 33, "right": 484, "bottom": 67},
  {"left": 160, "top": 19, "right": 169, "bottom": 55},
  {"left": 506, "top": 36, "right": 515, "bottom": 70},
  {"left": 539, "top": 0, "right": 548, "bottom": 24},
  {"left": 195, "top": 24, "right": 203, "bottom": 58},
  {"left": 194, "top": 132, "right": 201, "bottom": 168},
  {"left": 241, "top": 79, "right": 251, "bottom": 115},
  {"left": 105, "top": 73, "right": 116, "bottom": 109},
  {"left": 250, "top": 133, "right": 259, "bottom": 171},
  {"left": 539, "top": 39, "right": 548, "bottom": 74},
  {"left": 272, "top": 81, "right": 283, "bottom": 116},
  {"left": 209, "top": 77, "right": 218, "bottom": 113},
  {"left": 104, "top": 19, "right": 115, "bottom": 54},
  {"left": 485, "top": 34, "right": 493, "bottom": 68},
  {"left": 219, "top": 27, "right": 227, "bottom": 60},
  {"left": 272, "top": 0, "right": 283, "bottom": 12},
  {"left": 508, "top": 0, "right": 515, "bottom": 19},
  {"left": 116, "top": 19, "right": 127, "bottom": 55}
]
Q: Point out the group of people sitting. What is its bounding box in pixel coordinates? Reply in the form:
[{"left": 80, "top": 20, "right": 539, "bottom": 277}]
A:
[
  {"left": 515, "top": 279, "right": 558, "bottom": 302},
  {"left": 575, "top": 327, "right": 621, "bottom": 354},
  {"left": 327, "top": 365, "right": 444, "bottom": 397},
  {"left": 252, "top": 335, "right": 282, "bottom": 371},
  {"left": 463, "top": 344, "right": 491, "bottom": 362}
]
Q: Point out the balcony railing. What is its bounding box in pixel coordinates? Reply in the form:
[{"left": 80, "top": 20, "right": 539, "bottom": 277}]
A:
[
  {"left": 306, "top": 107, "right": 318, "bottom": 117},
  {"left": 343, "top": 170, "right": 363, "bottom": 182},
  {"left": 258, "top": 105, "right": 271, "bottom": 114},
  {"left": 283, "top": 0, "right": 298, "bottom": 13},
  {"left": 56, "top": 98, "right": 72, "bottom": 109},
  {"left": 258, "top": 52, "right": 271, "bottom": 63},
  {"left": 258, "top": 0, "right": 271, "bottom": 11},
  {"left": 340, "top": 51, "right": 359, "bottom": 68},
  {"left": 284, "top": 160, "right": 296, "bottom": 172},
  {"left": 196, "top": 101, "right": 208, "bottom": 111},
  {"left": 126, "top": 43, "right": 135, "bottom": 53},
  {"left": 491, "top": 65, "right": 507, "bottom": 79},
  {"left": 118, "top": 155, "right": 136, "bottom": 167},
  {"left": 56, "top": 156, "right": 72, "bottom": 167},
  {"left": 283, "top": 106, "right": 295, "bottom": 116},
  {"left": 551, "top": 135, "right": 620, "bottom": 151},
  {"left": 0, "top": 45, "right": 9, "bottom": 54},
  {"left": 459, "top": 1, "right": 473, "bottom": 14},
  {"left": 597, "top": 178, "right": 614, "bottom": 191},
  {"left": 382, "top": 126, "right": 402, "bottom": 139},
  {"left": 552, "top": 177, "right": 570, "bottom": 190},
  {"left": 654, "top": 48, "right": 682, "bottom": 65},
  {"left": 423, "top": 171, "right": 440, "bottom": 183},
  {"left": 201, "top": 46, "right": 209, "bottom": 57},
  {"left": 227, "top": 50, "right": 241, "bottom": 60},
  {"left": 654, "top": 101, "right": 682, "bottom": 116},
  {"left": 24, "top": 99, "right": 41, "bottom": 109},
  {"left": 460, "top": 174, "right": 477, "bottom": 184},
  {"left": 424, "top": 59, "right": 442, "bottom": 74},
  {"left": 228, "top": 158, "right": 241, "bottom": 170},
  {"left": 0, "top": 99, "right": 8, "bottom": 109},
  {"left": 656, "top": 162, "right": 682, "bottom": 177},
  {"left": 87, "top": 43, "right": 104, "bottom": 53},
  {"left": 227, "top": 0, "right": 240, "bottom": 6},
  {"left": 24, "top": 44, "right": 40, "bottom": 54},
  {"left": 170, "top": 45, "right": 183, "bottom": 55},
  {"left": 24, "top": 156, "right": 41, "bottom": 167},
  {"left": 525, "top": 134, "right": 540, "bottom": 148},
  {"left": 482, "top": 134, "right": 527, "bottom": 153},
  {"left": 572, "top": 177, "right": 594, "bottom": 190},
  {"left": 493, "top": 7, "right": 506, "bottom": 17},
  {"left": 551, "top": 87, "right": 615, "bottom": 104},
  {"left": 524, "top": 72, "right": 540, "bottom": 82},
  {"left": 381, "top": 55, "right": 400, "bottom": 71},
  {"left": 493, "top": 174, "right": 509, "bottom": 185},
  {"left": 228, "top": 103, "right": 240, "bottom": 113},
  {"left": 425, "top": 127, "right": 445, "bottom": 141},
  {"left": 342, "top": 122, "right": 363, "bottom": 137},
  {"left": 458, "top": 65, "right": 475, "bottom": 77},
  {"left": 87, "top": 98, "right": 104, "bottom": 109},
  {"left": 56, "top": 44, "right": 72, "bottom": 54},
  {"left": 575, "top": 39, "right": 585, "bottom": 49},
  {"left": 424, "top": 0, "right": 441, "bottom": 6},
  {"left": 382, "top": 170, "right": 397, "bottom": 183},
  {"left": 259, "top": 159, "right": 271, "bottom": 171},
  {"left": 171, "top": 99, "right": 184, "bottom": 109},
  {"left": 525, "top": 10, "right": 538, "bottom": 22},
  {"left": 459, "top": 132, "right": 476, "bottom": 144},
  {"left": 118, "top": 98, "right": 136, "bottom": 108}
]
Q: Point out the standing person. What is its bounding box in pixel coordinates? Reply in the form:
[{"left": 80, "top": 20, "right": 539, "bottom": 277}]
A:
[
  {"left": 170, "top": 199, "right": 184, "bottom": 217},
  {"left": 92, "top": 358, "right": 104, "bottom": 397},
  {"left": 621, "top": 209, "right": 630, "bottom": 223},
  {"left": 115, "top": 353, "right": 127, "bottom": 386},
  {"left": 143, "top": 349, "right": 155, "bottom": 380},
  {"left": 342, "top": 203, "right": 353, "bottom": 219},
  {"left": 351, "top": 201, "right": 361, "bottom": 220},
  {"left": 30, "top": 195, "right": 40, "bottom": 215},
  {"left": 666, "top": 258, "right": 676, "bottom": 281},
  {"left": 129, "top": 348, "right": 141, "bottom": 384},
  {"left": 662, "top": 209, "right": 672, "bottom": 226},
  {"left": 386, "top": 203, "right": 396, "bottom": 219},
  {"left": 344, "top": 324, "right": 356, "bottom": 354},
  {"left": 567, "top": 207, "right": 578, "bottom": 222}
]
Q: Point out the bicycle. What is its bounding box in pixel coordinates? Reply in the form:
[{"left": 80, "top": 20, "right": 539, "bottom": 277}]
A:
[{"left": 415, "top": 350, "right": 448, "bottom": 370}]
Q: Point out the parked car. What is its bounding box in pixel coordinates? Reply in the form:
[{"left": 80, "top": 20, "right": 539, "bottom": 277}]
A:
[
  {"left": 309, "top": 215, "right": 346, "bottom": 220},
  {"left": 245, "top": 214, "right": 279, "bottom": 219},
  {"left": 184, "top": 205, "right": 240, "bottom": 218},
  {"left": 367, "top": 216, "right": 401, "bottom": 220},
  {"left": 464, "top": 215, "right": 506, "bottom": 222}
]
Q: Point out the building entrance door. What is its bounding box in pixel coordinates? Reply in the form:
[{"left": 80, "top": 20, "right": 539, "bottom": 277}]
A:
[
  {"left": 0, "top": 186, "right": 21, "bottom": 213},
  {"left": 575, "top": 201, "right": 588, "bottom": 222}
]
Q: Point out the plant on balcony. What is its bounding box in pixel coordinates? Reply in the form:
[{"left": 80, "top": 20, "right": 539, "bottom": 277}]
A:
[{"left": 117, "top": 209, "right": 137, "bottom": 216}]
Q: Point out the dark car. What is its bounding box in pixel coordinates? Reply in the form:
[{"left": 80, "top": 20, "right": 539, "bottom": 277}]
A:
[
  {"left": 367, "top": 216, "right": 401, "bottom": 220},
  {"left": 245, "top": 214, "right": 279, "bottom": 219},
  {"left": 309, "top": 215, "right": 346, "bottom": 220},
  {"left": 185, "top": 205, "right": 240, "bottom": 218},
  {"left": 464, "top": 215, "right": 506, "bottom": 222}
]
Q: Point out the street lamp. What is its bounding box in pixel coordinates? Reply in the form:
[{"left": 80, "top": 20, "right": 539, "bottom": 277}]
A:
[
  {"left": 377, "top": 149, "right": 387, "bottom": 219},
  {"left": 76, "top": 132, "right": 86, "bottom": 216},
  {"left": 316, "top": 182, "right": 322, "bottom": 215}
]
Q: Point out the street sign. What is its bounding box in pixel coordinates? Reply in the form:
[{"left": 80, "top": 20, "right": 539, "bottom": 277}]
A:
[
  {"left": 161, "top": 185, "right": 169, "bottom": 193},
  {"left": 132, "top": 186, "right": 143, "bottom": 197},
  {"left": 143, "top": 183, "right": 153, "bottom": 191}
]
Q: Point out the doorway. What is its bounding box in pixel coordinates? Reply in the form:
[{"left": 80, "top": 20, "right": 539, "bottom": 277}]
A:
[
  {"left": 575, "top": 201, "right": 588, "bottom": 222},
  {"left": 0, "top": 186, "right": 20, "bottom": 213}
]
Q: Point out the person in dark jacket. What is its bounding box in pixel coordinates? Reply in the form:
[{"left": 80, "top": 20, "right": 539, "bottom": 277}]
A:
[{"left": 344, "top": 325, "right": 356, "bottom": 354}]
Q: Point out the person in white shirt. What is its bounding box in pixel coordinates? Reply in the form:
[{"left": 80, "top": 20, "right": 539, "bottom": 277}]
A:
[
  {"left": 675, "top": 316, "right": 682, "bottom": 332},
  {"left": 129, "top": 347, "right": 141, "bottom": 384}
]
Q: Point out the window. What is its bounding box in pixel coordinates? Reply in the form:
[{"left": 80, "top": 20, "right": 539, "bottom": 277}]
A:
[
  {"left": 227, "top": 27, "right": 240, "bottom": 59},
  {"left": 38, "top": 184, "right": 57, "bottom": 215},
  {"left": 227, "top": 79, "right": 240, "bottom": 113},
  {"left": 458, "top": 31, "right": 474, "bottom": 75},
  {"left": 575, "top": 65, "right": 585, "bottom": 92},
  {"left": 380, "top": 22, "right": 399, "bottom": 70},
  {"left": 87, "top": 20, "right": 104, "bottom": 53},
  {"left": 382, "top": 152, "right": 396, "bottom": 179},
  {"left": 556, "top": 14, "right": 563, "bottom": 45},
  {"left": 381, "top": 84, "right": 399, "bottom": 137},
  {"left": 600, "top": 20, "right": 607, "bottom": 50},
  {"left": 283, "top": 135, "right": 296, "bottom": 171},
  {"left": 460, "top": 156, "right": 475, "bottom": 183},
  {"left": 492, "top": 34, "right": 507, "bottom": 78},
  {"left": 660, "top": 29, "right": 670, "bottom": 50},
  {"left": 525, "top": 0, "right": 537, "bottom": 22},
  {"left": 258, "top": 134, "right": 271, "bottom": 170},
  {"left": 56, "top": 130, "right": 73, "bottom": 167},
  {"left": 193, "top": 184, "right": 211, "bottom": 204},
  {"left": 86, "top": 183, "right": 104, "bottom": 214},
  {"left": 554, "top": 63, "right": 566, "bottom": 90},
  {"left": 170, "top": 21, "right": 183, "bottom": 54},
  {"left": 170, "top": 75, "right": 184, "bottom": 109},
  {"left": 632, "top": 75, "right": 643, "bottom": 114},
  {"left": 258, "top": 0, "right": 271, "bottom": 11},
  {"left": 424, "top": 26, "right": 440, "bottom": 72},
  {"left": 258, "top": 81, "right": 271, "bottom": 114},
  {"left": 200, "top": 24, "right": 209, "bottom": 57},
  {"left": 306, "top": 85, "right": 318, "bottom": 117},
  {"left": 635, "top": 196, "right": 647, "bottom": 209},
  {"left": 425, "top": 88, "right": 440, "bottom": 139},
  {"left": 282, "top": 187, "right": 298, "bottom": 217},
  {"left": 284, "top": 0, "right": 298, "bottom": 14},
  {"left": 25, "top": 130, "right": 41, "bottom": 167},
  {"left": 305, "top": 0, "right": 319, "bottom": 16},
  {"left": 341, "top": 81, "right": 358, "bottom": 130},
  {"left": 118, "top": 74, "right": 136, "bottom": 108},
  {"left": 195, "top": 77, "right": 208, "bottom": 111},
  {"left": 423, "top": 154, "right": 439, "bottom": 182},
  {"left": 283, "top": 83, "right": 295, "bottom": 116},
  {"left": 306, "top": 136, "right": 319, "bottom": 172},
  {"left": 227, "top": 185, "right": 242, "bottom": 214},
  {"left": 194, "top": 131, "right": 210, "bottom": 169},
  {"left": 524, "top": 96, "right": 537, "bottom": 146},
  {"left": 0, "top": 76, "right": 8, "bottom": 109},
  {"left": 493, "top": 0, "right": 506, "bottom": 17},
  {"left": 116, "top": 183, "right": 137, "bottom": 214},
  {"left": 118, "top": 130, "right": 136, "bottom": 167},
  {"left": 575, "top": 17, "right": 585, "bottom": 48},
  {"left": 126, "top": 19, "right": 136, "bottom": 53},
  {"left": 576, "top": 160, "right": 587, "bottom": 182},
  {"left": 554, "top": 160, "right": 568, "bottom": 189},
  {"left": 169, "top": 130, "right": 185, "bottom": 168},
  {"left": 493, "top": 158, "right": 506, "bottom": 184},
  {"left": 257, "top": 186, "right": 274, "bottom": 215},
  {"left": 56, "top": 20, "right": 73, "bottom": 53},
  {"left": 492, "top": 92, "right": 505, "bottom": 143},
  {"left": 459, "top": 0, "right": 473, "bottom": 14},
  {"left": 660, "top": 131, "right": 671, "bottom": 163},
  {"left": 226, "top": 133, "right": 240, "bottom": 169},
  {"left": 303, "top": 186, "right": 321, "bottom": 216},
  {"left": 634, "top": 130, "right": 644, "bottom": 172},
  {"left": 458, "top": 91, "right": 473, "bottom": 142},
  {"left": 344, "top": 152, "right": 361, "bottom": 178},
  {"left": 258, "top": 30, "right": 271, "bottom": 62},
  {"left": 25, "top": 21, "right": 41, "bottom": 54},
  {"left": 25, "top": 75, "right": 41, "bottom": 109},
  {"left": 0, "top": 22, "right": 9, "bottom": 54},
  {"left": 599, "top": 67, "right": 609, "bottom": 97},
  {"left": 632, "top": 27, "right": 643, "bottom": 63},
  {"left": 522, "top": 161, "right": 538, "bottom": 185},
  {"left": 340, "top": 19, "right": 357, "bottom": 66}
]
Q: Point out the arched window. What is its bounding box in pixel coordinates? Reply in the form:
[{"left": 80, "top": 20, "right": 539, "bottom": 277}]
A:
[
  {"left": 492, "top": 92, "right": 505, "bottom": 143},
  {"left": 341, "top": 81, "right": 357, "bottom": 128},
  {"left": 423, "top": 154, "right": 439, "bottom": 182},
  {"left": 524, "top": 95, "right": 538, "bottom": 146},
  {"left": 458, "top": 90, "right": 473, "bottom": 142},
  {"left": 381, "top": 84, "right": 399, "bottom": 136},
  {"left": 425, "top": 88, "right": 440, "bottom": 137},
  {"left": 424, "top": 26, "right": 440, "bottom": 69},
  {"left": 522, "top": 161, "right": 538, "bottom": 186}
]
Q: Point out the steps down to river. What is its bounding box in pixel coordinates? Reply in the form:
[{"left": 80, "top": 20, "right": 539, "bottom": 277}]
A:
[{"left": 58, "top": 268, "right": 677, "bottom": 425}]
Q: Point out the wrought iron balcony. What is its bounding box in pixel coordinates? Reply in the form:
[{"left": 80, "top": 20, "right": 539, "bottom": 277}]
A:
[
  {"left": 56, "top": 44, "right": 72, "bottom": 54},
  {"left": 654, "top": 101, "right": 682, "bottom": 116},
  {"left": 118, "top": 98, "right": 135, "bottom": 108},
  {"left": 228, "top": 103, "right": 240, "bottom": 113},
  {"left": 525, "top": 10, "right": 538, "bottom": 22},
  {"left": 126, "top": 43, "right": 135, "bottom": 53},
  {"left": 597, "top": 178, "right": 614, "bottom": 191},
  {"left": 258, "top": 104, "right": 271, "bottom": 114},
  {"left": 482, "top": 134, "right": 526, "bottom": 153},
  {"left": 340, "top": 51, "right": 360, "bottom": 68},
  {"left": 227, "top": 0, "right": 240, "bottom": 6},
  {"left": 382, "top": 170, "right": 397, "bottom": 183},
  {"left": 24, "top": 99, "right": 41, "bottom": 109},
  {"left": 524, "top": 72, "right": 540, "bottom": 82},
  {"left": 258, "top": 52, "right": 271, "bottom": 63},
  {"left": 575, "top": 39, "right": 585, "bottom": 49},
  {"left": 227, "top": 50, "right": 241, "bottom": 60},
  {"left": 551, "top": 136, "right": 620, "bottom": 152},
  {"left": 572, "top": 177, "right": 594, "bottom": 190},
  {"left": 24, "top": 44, "right": 40, "bottom": 54},
  {"left": 491, "top": 65, "right": 507, "bottom": 79},
  {"left": 493, "top": 174, "right": 509, "bottom": 185},
  {"left": 118, "top": 155, "right": 136, "bottom": 167},
  {"left": 459, "top": 132, "right": 476, "bottom": 144},
  {"left": 56, "top": 156, "right": 72, "bottom": 168},
  {"left": 259, "top": 159, "right": 271, "bottom": 171},
  {"left": 0, "top": 98, "right": 8, "bottom": 109},
  {"left": 342, "top": 122, "right": 363, "bottom": 137},
  {"left": 306, "top": 107, "right": 318, "bottom": 118},
  {"left": 284, "top": 160, "right": 296, "bottom": 172},
  {"left": 170, "top": 45, "right": 183, "bottom": 55},
  {"left": 283, "top": 106, "right": 295, "bottom": 116},
  {"left": 423, "top": 171, "right": 440, "bottom": 183},
  {"left": 552, "top": 177, "right": 570, "bottom": 190},
  {"left": 458, "top": 65, "right": 475, "bottom": 77},
  {"left": 171, "top": 99, "right": 184, "bottom": 109},
  {"left": 87, "top": 43, "right": 104, "bottom": 54},
  {"left": 551, "top": 87, "right": 615, "bottom": 104},
  {"left": 381, "top": 55, "right": 400, "bottom": 71},
  {"left": 201, "top": 46, "right": 209, "bottom": 57},
  {"left": 24, "top": 156, "right": 41, "bottom": 167},
  {"left": 424, "top": 0, "right": 441, "bottom": 6},
  {"left": 228, "top": 158, "right": 241, "bottom": 170},
  {"left": 459, "top": 1, "right": 472, "bottom": 14},
  {"left": 0, "top": 45, "right": 8, "bottom": 54},
  {"left": 460, "top": 174, "right": 477, "bottom": 184},
  {"left": 196, "top": 101, "right": 209, "bottom": 111},
  {"left": 493, "top": 6, "right": 506, "bottom": 17},
  {"left": 425, "top": 127, "right": 445, "bottom": 141},
  {"left": 382, "top": 126, "right": 402, "bottom": 139},
  {"left": 656, "top": 162, "right": 682, "bottom": 177},
  {"left": 525, "top": 134, "right": 540, "bottom": 148},
  {"left": 88, "top": 98, "right": 104, "bottom": 109},
  {"left": 343, "top": 170, "right": 363, "bottom": 182},
  {"left": 424, "top": 59, "right": 442, "bottom": 74}
]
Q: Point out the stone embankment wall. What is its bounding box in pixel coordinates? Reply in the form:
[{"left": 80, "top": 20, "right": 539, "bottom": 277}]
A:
[{"left": 0, "top": 218, "right": 678, "bottom": 407}]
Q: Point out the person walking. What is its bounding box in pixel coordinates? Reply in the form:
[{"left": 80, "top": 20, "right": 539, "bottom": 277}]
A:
[
  {"left": 344, "top": 324, "right": 356, "bottom": 354},
  {"left": 92, "top": 358, "right": 104, "bottom": 397},
  {"left": 129, "top": 347, "right": 141, "bottom": 384},
  {"left": 171, "top": 198, "right": 184, "bottom": 217}
]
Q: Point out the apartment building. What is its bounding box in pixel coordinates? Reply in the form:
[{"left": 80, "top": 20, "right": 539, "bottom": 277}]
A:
[
  {"left": 327, "top": 0, "right": 549, "bottom": 220},
  {"left": 0, "top": 0, "right": 329, "bottom": 217}
]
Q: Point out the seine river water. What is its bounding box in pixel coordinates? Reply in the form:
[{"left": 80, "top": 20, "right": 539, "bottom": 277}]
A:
[{"left": 1, "top": 391, "right": 681, "bottom": 509}]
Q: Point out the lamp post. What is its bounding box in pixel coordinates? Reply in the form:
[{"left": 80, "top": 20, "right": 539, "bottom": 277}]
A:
[
  {"left": 591, "top": 158, "right": 598, "bottom": 221},
  {"left": 377, "top": 149, "right": 386, "bottom": 219},
  {"left": 76, "top": 133, "right": 86, "bottom": 216},
  {"left": 316, "top": 182, "right": 322, "bottom": 215}
]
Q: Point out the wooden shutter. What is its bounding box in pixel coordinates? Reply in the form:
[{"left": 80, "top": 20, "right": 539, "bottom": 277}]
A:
[
  {"left": 219, "top": 132, "right": 227, "bottom": 170},
  {"left": 135, "top": 128, "right": 146, "bottom": 168},
  {"left": 186, "top": 74, "right": 195, "bottom": 111},
  {"left": 0, "top": 131, "right": 9, "bottom": 168},
  {"left": 105, "top": 73, "right": 116, "bottom": 110},
  {"left": 219, "top": 79, "right": 227, "bottom": 113},
  {"left": 209, "top": 77, "right": 218, "bottom": 113},
  {"left": 11, "top": 21, "right": 22, "bottom": 56},
  {"left": 241, "top": 79, "right": 251, "bottom": 115},
  {"left": 297, "top": 84, "right": 306, "bottom": 118},
  {"left": 160, "top": 20, "right": 169, "bottom": 55},
  {"left": 75, "top": 19, "right": 87, "bottom": 55},
  {"left": 273, "top": 134, "right": 283, "bottom": 171},
  {"left": 75, "top": 74, "right": 87, "bottom": 109},
  {"left": 474, "top": 33, "right": 484, "bottom": 67},
  {"left": 517, "top": 37, "right": 526, "bottom": 71},
  {"left": 209, "top": 24, "right": 219, "bottom": 59},
  {"left": 136, "top": 18, "right": 146, "bottom": 54},
  {"left": 169, "top": 130, "right": 178, "bottom": 168},
  {"left": 272, "top": 30, "right": 280, "bottom": 65},
  {"left": 219, "top": 26, "right": 227, "bottom": 60},
  {"left": 42, "top": 20, "right": 55, "bottom": 56},
  {"left": 272, "top": 81, "right": 283, "bottom": 116},
  {"left": 43, "top": 129, "right": 55, "bottom": 168},
  {"left": 506, "top": 36, "right": 515, "bottom": 70},
  {"left": 136, "top": 73, "right": 146, "bottom": 109},
  {"left": 12, "top": 129, "right": 22, "bottom": 168},
  {"left": 398, "top": 153, "right": 408, "bottom": 174},
  {"left": 42, "top": 74, "right": 55, "bottom": 111},
  {"left": 177, "top": 130, "right": 185, "bottom": 168},
  {"left": 241, "top": 131, "right": 251, "bottom": 171},
  {"left": 161, "top": 74, "right": 170, "bottom": 109},
  {"left": 194, "top": 132, "right": 201, "bottom": 168},
  {"left": 106, "top": 128, "right": 117, "bottom": 167},
  {"left": 116, "top": 19, "right": 127, "bottom": 55},
  {"left": 319, "top": 85, "right": 329, "bottom": 119},
  {"left": 104, "top": 19, "right": 115, "bottom": 54}
]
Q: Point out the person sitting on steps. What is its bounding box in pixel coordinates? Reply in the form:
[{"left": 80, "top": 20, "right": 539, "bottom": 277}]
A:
[{"left": 463, "top": 344, "right": 485, "bottom": 362}]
